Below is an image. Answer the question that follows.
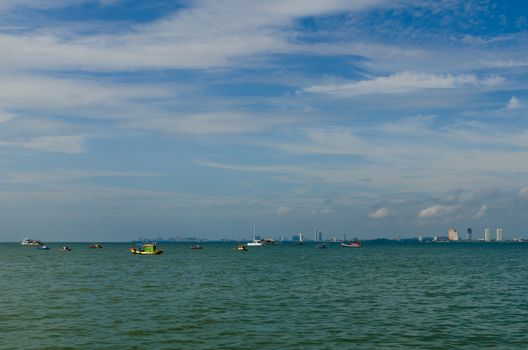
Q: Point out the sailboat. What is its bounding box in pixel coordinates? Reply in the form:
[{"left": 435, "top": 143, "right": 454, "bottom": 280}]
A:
[{"left": 247, "top": 222, "right": 263, "bottom": 247}]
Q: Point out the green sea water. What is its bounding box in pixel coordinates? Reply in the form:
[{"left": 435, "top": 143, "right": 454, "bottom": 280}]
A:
[{"left": 1, "top": 242, "right": 528, "bottom": 349}]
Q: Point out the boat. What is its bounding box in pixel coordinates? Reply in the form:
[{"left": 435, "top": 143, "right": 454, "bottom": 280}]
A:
[
  {"left": 296, "top": 233, "right": 304, "bottom": 245},
  {"left": 247, "top": 222, "right": 263, "bottom": 247},
  {"left": 247, "top": 239, "right": 263, "bottom": 247},
  {"left": 21, "top": 238, "right": 43, "bottom": 246},
  {"left": 38, "top": 245, "right": 50, "bottom": 250},
  {"left": 236, "top": 244, "right": 248, "bottom": 251},
  {"left": 316, "top": 243, "right": 327, "bottom": 249},
  {"left": 262, "top": 238, "right": 276, "bottom": 245},
  {"left": 129, "top": 242, "right": 163, "bottom": 255},
  {"left": 89, "top": 243, "right": 103, "bottom": 249},
  {"left": 341, "top": 240, "right": 362, "bottom": 248},
  {"left": 59, "top": 246, "right": 72, "bottom": 252},
  {"left": 191, "top": 245, "right": 203, "bottom": 250}
]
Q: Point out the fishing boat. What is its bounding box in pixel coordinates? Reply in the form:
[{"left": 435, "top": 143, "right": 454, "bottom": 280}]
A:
[
  {"left": 59, "top": 246, "right": 72, "bottom": 252},
  {"left": 38, "top": 245, "right": 50, "bottom": 250},
  {"left": 89, "top": 243, "right": 103, "bottom": 249},
  {"left": 236, "top": 244, "right": 248, "bottom": 251},
  {"left": 341, "top": 240, "right": 362, "bottom": 248},
  {"left": 21, "top": 238, "right": 43, "bottom": 246},
  {"left": 129, "top": 242, "right": 163, "bottom": 255},
  {"left": 191, "top": 245, "right": 203, "bottom": 250}
]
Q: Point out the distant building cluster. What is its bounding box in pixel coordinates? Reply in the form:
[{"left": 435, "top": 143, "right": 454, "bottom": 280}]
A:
[{"left": 433, "top": 226, "right": 506, "bottom": 242}]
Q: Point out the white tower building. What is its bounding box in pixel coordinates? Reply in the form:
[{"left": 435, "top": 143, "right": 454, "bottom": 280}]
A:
[
  {"left": 484, "top": 227, "right": 491, "bottom": 242},
  {"left": 496, "top": 228, "right": 504, "bottom": 242}
]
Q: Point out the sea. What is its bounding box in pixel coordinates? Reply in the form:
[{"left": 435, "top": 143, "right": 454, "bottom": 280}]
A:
[{"left": 1, "top": 241, "right": 527, "bottom": 349}]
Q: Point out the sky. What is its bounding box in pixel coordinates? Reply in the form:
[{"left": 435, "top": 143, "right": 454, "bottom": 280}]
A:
[{"left": 1, "top": 0, "right": 528, "bottom": 241}]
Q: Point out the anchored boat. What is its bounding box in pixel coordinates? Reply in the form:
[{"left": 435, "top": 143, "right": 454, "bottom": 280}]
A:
[
  {"left": 129, "top": 242, "right": 163, "bottom": 255},
  {"left": 21, "top": 238, "right": 43, "bottom": 246},
  {"left": 341, "top": 240, "right": 362, "bottom": 248},
  {"left": 247, "top": 222, "right": 263, "bottom": 247},
  {"left": 89, "top": 243, "right": 103, "bottom": 249},
  {"left": 236, "top": 244, "right": 248, "bottom": 251}
]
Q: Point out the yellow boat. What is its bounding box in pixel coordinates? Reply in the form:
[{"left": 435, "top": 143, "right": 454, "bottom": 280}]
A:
[{"left": 129, "top": 242, "right": 163, "bottom": 255}]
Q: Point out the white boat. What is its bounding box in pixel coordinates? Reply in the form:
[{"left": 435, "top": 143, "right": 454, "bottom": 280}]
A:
[
  {"left": 21, "top": 238, "right": 43, "bottom": 246},
  {"left": 247, "top": 222, "right": 263, "bottom": 247},
  {"left": 247, "top": 240, "right": 263, "bottom": 247}
]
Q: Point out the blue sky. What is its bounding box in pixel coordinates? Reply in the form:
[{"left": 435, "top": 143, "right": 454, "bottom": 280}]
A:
[{"left": 1, "top": 0, "right": 528, "bottom": 241}]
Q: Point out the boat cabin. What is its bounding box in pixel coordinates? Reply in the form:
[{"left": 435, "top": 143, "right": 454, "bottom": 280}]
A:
[{"left": 142, "top": 243, "right": 157, "bottom": 253}]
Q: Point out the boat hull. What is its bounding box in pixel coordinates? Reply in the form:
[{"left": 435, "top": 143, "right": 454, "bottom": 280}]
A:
[
  {"left": 340, "top": 242, "right": 362, "bottom": 248},
  {"left": 129, "top": 248, "right": 163, "bottom": 255}
]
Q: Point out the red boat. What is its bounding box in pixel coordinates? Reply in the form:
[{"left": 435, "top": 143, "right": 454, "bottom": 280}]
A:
[{"left": 341, "top": 240, "right": 362, "bottom": 248}]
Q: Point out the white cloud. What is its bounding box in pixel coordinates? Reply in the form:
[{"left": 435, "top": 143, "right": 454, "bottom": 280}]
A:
[
  {"left": 0, "top": 74, "right": 168, "bottom": 111},
  {"left": 507, "top": 96, "right": 521, "bottom": 110},
  {"left": 380, "top": 114, "right": 436, "bottom": 135},
  {"left": 0, "top": 0, "right": 89, "bottom": 11},
  {"left": 0, "top": 1, "right": 389, "bottom": 72},
  {"left": 321, "top": 208, "right": 334, "bottom": 214},
  {"left": 519, "top": 187, "right": 528, "bottom": 198},
  {"left": 2, "top": 169, "right": 160, "bottom": 185},
  {"left": 123, "top": 112, "right": 298, "bottom": 136},
  {"left": 275, "top": 128, "right": 363, "bottom": 155},
  {"left": 0, "top": 112, "right": 15, "bottom": 123},
  {"left": 473, "top": 205, "right": 487, "bottom": 219},
  {"left": 369, "top": 207, "right": 389, "bottom": 218},
  {"left": 483, "top": 59, "right": 528, "bottom": 69},
  {"left": 418, "top": 204, "right": 455, "bottom": 218},
  {"left": 21, "top": 135, "right": 86, "bottom": 154},
  {"left": 303, "top": 72, "right": 504, "bottom": 96},
  {"left": 276, "top": 205, "right": 292, "bottom": 215}
]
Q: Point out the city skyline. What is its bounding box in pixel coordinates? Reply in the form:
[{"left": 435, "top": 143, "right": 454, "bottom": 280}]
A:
[{"left": 0, "top": 1, "right": 528, "bottom": 241}]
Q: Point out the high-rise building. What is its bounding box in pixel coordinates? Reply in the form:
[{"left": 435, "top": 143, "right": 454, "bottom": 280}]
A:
[
  {"left": 448, "top": 228, "right": 459, "bottom": 241},
  {"left": 466, "top": 227, "right": 472, "bottom": 241},
  {"left": 317, "top": 231, "right": 323, "bottom": 242},
  {"left": 484, "top": 227, "right": 491, "bottom": 242},
  {"left": 496, "top": 228, "right": 504, "bottom": 242}
]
